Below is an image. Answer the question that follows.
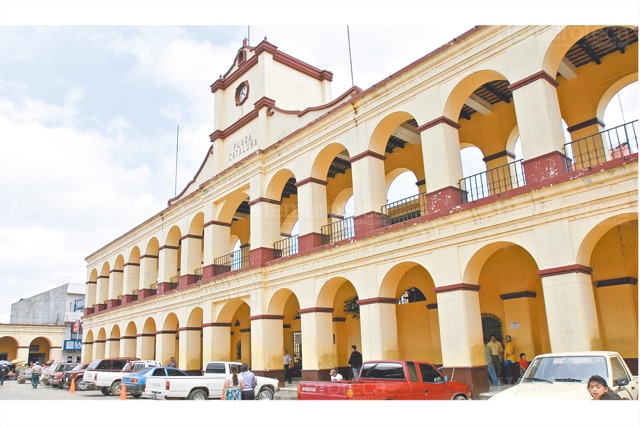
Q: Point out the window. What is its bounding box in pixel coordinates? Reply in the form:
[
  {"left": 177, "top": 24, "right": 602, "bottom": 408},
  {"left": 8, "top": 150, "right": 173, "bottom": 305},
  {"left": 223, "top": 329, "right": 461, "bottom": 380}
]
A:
[
  {"left": 168, "top": 369, "right": 188, "bottom": 377},
  {"left": 481, "top": 313, "right": 503, "bottom": 343},
  {"left": 406, "top": 362, "right": 418, "bottom": 382},
  {"left": 610, "top": 357, "right": 630, "bottom": 382},
  {"left": 152, "top": 368, "right": 167, "bottom": 376},
  {"left": 360, "top": 362, "right": 405, "bottom": 380},
  {"left": 205, "top": 363, "right": 226, "bottom": 374},
  {"left": 419, "top": 364, "right": 442, "bottom": 383}
]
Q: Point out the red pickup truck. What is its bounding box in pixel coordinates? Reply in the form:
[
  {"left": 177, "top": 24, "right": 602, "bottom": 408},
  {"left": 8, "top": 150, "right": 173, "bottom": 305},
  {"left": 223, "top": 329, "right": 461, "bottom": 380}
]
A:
[{"left": 297, "top": 360, "right": 471, "bottom": 400}]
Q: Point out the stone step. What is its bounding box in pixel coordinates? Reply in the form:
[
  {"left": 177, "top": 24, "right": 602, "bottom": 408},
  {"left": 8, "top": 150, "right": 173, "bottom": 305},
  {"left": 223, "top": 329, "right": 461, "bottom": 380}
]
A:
[
  {"left": 477, "top": 384, "right": 514, "bottom": 400},
  {"left": 275, "top": 380, "right": 299, "bottom": 400}
]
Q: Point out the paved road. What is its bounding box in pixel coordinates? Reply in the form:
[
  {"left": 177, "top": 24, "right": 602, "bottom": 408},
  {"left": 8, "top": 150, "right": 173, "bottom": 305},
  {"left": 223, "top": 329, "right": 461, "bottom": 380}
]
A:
[{"left": 0, "top": 379, "right": 129, "bottom": 400}]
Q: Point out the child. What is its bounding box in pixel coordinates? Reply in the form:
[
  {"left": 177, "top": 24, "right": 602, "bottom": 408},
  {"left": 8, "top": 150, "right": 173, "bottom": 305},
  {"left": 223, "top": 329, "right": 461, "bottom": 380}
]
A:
[
  {"left": 518, "top": 353, "right": 529, "bottom": 378},
  {"left": 587, "top": 374, "right": 621, "bottom": 400}
]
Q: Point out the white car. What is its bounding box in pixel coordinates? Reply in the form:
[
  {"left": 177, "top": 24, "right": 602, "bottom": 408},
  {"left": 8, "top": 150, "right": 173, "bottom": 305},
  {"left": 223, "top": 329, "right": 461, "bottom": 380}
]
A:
[{"left": 490, "top": 351, "right": 638, "bottom": 400}]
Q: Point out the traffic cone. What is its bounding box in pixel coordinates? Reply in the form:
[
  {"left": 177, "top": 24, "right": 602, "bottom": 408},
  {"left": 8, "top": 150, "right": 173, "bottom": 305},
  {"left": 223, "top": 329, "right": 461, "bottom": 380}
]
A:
[
  {"left": 119, "top": 382, "right": 127, "bottom": 400},
  {"left": 69, "top": 377, "right": 76, "bottom": 394}
]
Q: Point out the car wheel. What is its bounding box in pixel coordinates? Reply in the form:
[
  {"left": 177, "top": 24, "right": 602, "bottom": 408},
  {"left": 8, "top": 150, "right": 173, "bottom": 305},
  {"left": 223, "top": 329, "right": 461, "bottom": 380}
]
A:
[
  {"left": 256, "top": 387, "right": 274, "bottom": 400},
  {"left": 110, "top": 380, "right": 121, "bottom": 396},
  {"left": 452, "top": 394, "right": 468, "bottom": 400},
  {"left": 100, "top": 387, "right": 111, "bottom": 396},
  {"left": 131, "top": 392, "right": 142, "bottom": 398},
  {"left": 187, "top": 389, "right": 208, "bottom": 400},
  {"left": 76, "top": 380, "right": 89, "bottom": 391}
]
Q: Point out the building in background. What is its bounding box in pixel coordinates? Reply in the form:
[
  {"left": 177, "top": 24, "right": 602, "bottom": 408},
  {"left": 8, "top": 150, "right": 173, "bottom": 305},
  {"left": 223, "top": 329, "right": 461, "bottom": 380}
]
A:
[
  {"left": 0, "top": 283, "right": 85, "bottom": 364},
  {"left": 81, "top": 25, "right": 637, "bottom": 397}
]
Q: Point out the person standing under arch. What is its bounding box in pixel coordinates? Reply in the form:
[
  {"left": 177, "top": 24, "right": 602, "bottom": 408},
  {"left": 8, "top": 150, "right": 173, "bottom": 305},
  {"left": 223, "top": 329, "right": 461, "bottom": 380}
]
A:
[{"left": 348, "top": 345, "right": 363, "bottom": 380}]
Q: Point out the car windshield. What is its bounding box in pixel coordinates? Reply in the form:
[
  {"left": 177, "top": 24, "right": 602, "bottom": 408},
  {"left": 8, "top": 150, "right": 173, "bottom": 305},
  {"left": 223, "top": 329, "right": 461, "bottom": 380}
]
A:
[
  {"left": 70, "top": 364, "right": 85, "bottom": 372},
  {"left": 523, "top": 355, "right": 608, "bottom": 383}
]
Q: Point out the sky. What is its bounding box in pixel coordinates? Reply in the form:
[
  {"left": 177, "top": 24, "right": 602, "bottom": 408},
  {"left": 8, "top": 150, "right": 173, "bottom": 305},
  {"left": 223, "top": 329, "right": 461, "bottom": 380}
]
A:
[{"left": 0, "top": 1, "right": 638, "bottom": 426}]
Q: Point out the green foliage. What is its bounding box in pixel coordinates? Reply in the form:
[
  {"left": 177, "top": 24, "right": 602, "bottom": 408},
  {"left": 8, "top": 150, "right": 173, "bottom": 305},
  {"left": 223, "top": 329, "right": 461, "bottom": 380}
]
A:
[{"left": 344, "top": 296, "right": 360, "bottom": 319}]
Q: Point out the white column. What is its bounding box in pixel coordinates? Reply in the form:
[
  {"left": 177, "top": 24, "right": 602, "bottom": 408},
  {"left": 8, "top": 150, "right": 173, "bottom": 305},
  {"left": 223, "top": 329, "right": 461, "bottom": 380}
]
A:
[
  {"left": 296, "top": 179, "right": 328, "bottom": 236},
  {"left": 539, "top": 267, "right": 601, "bottom": 352},
  {"left": 299, "top": 309, "right": 334, "bottom": 370},
  {"left": 357, "top": 299, "right": 398, "bottom": 360}
]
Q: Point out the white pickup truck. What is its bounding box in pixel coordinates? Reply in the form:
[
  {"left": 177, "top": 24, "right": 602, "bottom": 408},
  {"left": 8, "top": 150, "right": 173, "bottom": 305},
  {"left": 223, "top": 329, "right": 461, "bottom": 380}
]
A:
[
  {"left": 145, "top": 361, "right": 280, "bottom": 400},
  {"left": 83, "top": 359, "right": 161, "bottom": 396},
  {"left": 490, "top": 351, "right": 638, "bottom": 400}
]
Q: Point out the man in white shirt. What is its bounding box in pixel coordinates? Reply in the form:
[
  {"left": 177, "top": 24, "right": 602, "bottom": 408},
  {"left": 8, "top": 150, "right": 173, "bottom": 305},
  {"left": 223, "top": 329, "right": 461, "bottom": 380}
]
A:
[
  {"left": 283, "top": 350, "right": 293, "bottom": 384},
  {"left": 330, "top": 369, "right": 343, "bottom": 381}
]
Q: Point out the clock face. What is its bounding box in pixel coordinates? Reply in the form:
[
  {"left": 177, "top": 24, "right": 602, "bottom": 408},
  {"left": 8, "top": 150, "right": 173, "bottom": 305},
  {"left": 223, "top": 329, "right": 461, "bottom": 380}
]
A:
[{"left": 238, "top": 83, "right": 248, "bottom": 103}]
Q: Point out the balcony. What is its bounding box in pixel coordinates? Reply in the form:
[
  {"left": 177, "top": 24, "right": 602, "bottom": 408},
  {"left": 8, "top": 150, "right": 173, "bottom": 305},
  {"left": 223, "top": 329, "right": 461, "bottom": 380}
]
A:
[
  {"left": 274, "top": 235, "right": 298, "bottom": 259},
  {"left": 213, "top": 246, "right": 250, "bottom": 275},
  {"left": 564, "top": 120, "right": 638, "bottom": 171},
  {"left": 381, "top": 194, "right": 426, "bottom": 226},
  {"left": 320, "top": 216, "right": 354, "bottom": 245},
  {"left": 459, "top": 159, "right": 526, "bottom": 203}
]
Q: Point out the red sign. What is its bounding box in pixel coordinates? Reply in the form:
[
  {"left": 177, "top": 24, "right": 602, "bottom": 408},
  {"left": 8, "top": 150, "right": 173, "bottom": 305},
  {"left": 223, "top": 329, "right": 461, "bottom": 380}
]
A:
[{"left": 72, "top": 320, "right": 81, "bottom": 333}]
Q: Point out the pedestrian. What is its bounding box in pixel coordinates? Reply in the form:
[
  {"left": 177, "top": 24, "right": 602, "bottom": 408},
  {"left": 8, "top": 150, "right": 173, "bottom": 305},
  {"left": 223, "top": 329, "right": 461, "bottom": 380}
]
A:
[
  {"left": 587, "top": 375, "right": 622, "bottom": 400},
  {"left": 330, "top": 369, "right": 343, "bottom": 381},
  {"left": 348, "top": 345, "right": 363, "bottom": 380},
  {"left": 0, "top": 363, "right": 8, "bottom": 386},
  {"left": 283, "top": 350, "right": 293, "bottom": 384},
  {"left": 167, "top": 357, "right": 176, "bottom": 368},
  {"left": 487, "top": 334, "right": 504, "bottom": 378},
  {"left": 31, "top": 362, "right": 42, "bottom": 389},
  {"left": 222, "top": 364, "right": 243, "bottom": 400},
  {"left": 502, "top": 335, "right": 517, "bottom": 384},
  {"left": 239, "top": 362, "right": 257, "bottom": 400},
  {"left": 518, "top": 353, "right": 529, "bottom": 379},
  {"left": 485, "top": 342, "right": 501, "bottom": 386}
]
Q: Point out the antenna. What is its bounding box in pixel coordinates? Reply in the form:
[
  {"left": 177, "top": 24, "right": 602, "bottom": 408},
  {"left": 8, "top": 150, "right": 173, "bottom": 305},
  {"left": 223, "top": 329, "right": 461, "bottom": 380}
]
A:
[
  {"left": 248, "top": 25, "right": 250, "bottom": 45},
  {"left": 347, "top": 26, "right": 355, "bottom": 87},
  {"left": 174, "top": 124, "right": 179, "bottom": 197}
]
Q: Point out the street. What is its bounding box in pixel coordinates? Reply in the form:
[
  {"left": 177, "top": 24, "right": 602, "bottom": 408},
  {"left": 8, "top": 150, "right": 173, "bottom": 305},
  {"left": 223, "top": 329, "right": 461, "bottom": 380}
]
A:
[{"left": 0, "top": 378, "right": 129, "bottom": 400}]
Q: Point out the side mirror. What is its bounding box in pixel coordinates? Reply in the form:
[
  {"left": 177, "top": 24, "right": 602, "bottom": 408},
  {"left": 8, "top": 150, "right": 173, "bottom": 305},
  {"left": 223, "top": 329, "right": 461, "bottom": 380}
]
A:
[{"left": 614, "top": 377, "right": 629, "bottom": 387}]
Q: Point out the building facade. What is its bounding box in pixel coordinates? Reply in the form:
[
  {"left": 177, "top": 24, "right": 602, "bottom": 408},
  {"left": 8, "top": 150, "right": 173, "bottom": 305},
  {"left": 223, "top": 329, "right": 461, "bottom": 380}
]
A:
[
  {"left": 1, "top": 283, "right": 85, "bottom": 364},
  {"left": 81, "top": 25, "right": 638, "bottom": 397}
]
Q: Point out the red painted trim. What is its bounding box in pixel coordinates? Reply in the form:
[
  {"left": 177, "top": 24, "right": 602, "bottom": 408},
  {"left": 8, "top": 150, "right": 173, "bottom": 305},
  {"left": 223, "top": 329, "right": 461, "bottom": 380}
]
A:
[
  {"left": 204, "top": 220, "right": 232, "bottom": 228},
  {"left": 248, "top": 197, "right": 281, "bottom": 206},
  {"left": 594, "top": 277, "right": 637, "bottom": 288},
  {"left": 298, "top": 307, "right": 334, "bottom": 314},
  {"left": 249, "top": 314, "right": 285, "bottom": 321},
  {"left": 295, "top": 177, "right": 328, "bottom": 187},
  {"left": 349, "top": 150, "right": 386, "bottom": 163},
  {"left": 209, "top": 109, "right": 259, "bottom": 143},
  {"left": 508, "top": 70, "right": 559, "bottom": 91},
  {"left": 417, "top": 116, "right": 460, "bottom": 132},
  {"left": 538, "top": 264, "right": 593, "bottom": 278},
  {"left": 434, "top": 283, "right": 481, "bottom": 294},
  {"left": 483, "top": 150, "right": 515, "bottom": 162},
  {"left": 159, "top": 245, "right": 179, "bottom": 251},
  {"left": 124, "top": 262, "right": 140, "bottom": 267},
  {"left": 357, "top": 297, "right": 397, "bottom": 305},
  {"left": 180, "top": 234, "right": 203, "bottom": 241},
  {"left": 567, "top": 117, "right": 605, "bottom": 133},
  {"left": 203, "top": 322, "right": 232, "bottom": 328},
  {"left": 178, "top": 327, "right": 202, "bottom": 332},
  {"left": 140, "top": 254, "right": 159, "bottom": 260}
]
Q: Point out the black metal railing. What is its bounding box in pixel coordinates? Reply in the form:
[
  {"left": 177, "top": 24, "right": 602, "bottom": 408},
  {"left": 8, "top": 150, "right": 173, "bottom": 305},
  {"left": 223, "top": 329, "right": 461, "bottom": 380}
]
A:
[
  {"left": 381, "top": 193, "right": 426, "bottom": 225},
  {"left": 131, "top": 289, "right": 139, "bottom": 301},
  {"left": 459, "top": 159, "right": 526, "bottom": 203},
  {"left": 169, "top": 276, "right": 179, "bottom": 290},
  {"left": 194, "top": 267, "right": 203, "bottom": 282},
  {"left": 214, "top": 246, "right": 251, "bottom": 273},
  {"left": 274, "top": 235, "right": 298, "bottom": 259},
  {"left": 564, "top": 120, "right": 638, "bottom": 171},
  {"left": 149, "top": 282, "right": 158, "bottom": 296},
  {"left": 320, "top": 216, "right": 354, "bottom": 244}
]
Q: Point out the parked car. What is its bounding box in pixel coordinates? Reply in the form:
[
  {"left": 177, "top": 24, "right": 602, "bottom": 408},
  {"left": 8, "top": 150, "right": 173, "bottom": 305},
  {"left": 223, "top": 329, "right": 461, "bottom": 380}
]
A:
[
  {"left": 81, "top": 357, "right": 149, "bottom": 395},
  {"left": 490, "top": 351, "right": 638, "bottom": 400},
  {"left": 41, "top": 362, "right": 62, "bottom": 385},
  {"left": 298, "top": 360, "right": 471, "bottom": 400},
  {"left": 123, "top": 366, "right": 190, "bottom": 398},
  {"left": 61, "top": 363, "right": 89, "bottom": 390},
  {"left": 49, "top": 363, "right": 80, "bottom": 388}
]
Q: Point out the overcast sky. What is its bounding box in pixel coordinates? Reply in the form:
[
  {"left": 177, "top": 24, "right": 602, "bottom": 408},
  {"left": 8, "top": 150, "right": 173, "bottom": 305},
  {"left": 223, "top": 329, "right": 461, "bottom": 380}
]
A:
[{"left": 0, "top": 2, "right": 638, "bottom": 326}]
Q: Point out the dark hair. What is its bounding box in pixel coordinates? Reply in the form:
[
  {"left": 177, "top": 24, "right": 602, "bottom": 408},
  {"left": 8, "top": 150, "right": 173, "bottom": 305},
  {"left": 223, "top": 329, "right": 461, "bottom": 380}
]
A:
[
  {"left": 519, "top": 353, "right": 526, "bottom": 358},
  {"left": 352, "top": 345, "right": 357, "bottom": 350},
  {"left": 600, "top": 390, "right": 622, "bottom": 400},
  {"left": 240, "top": 363, "right": 249, "bottom": 372},
  {"left": 231, "top": 364, "right": 239, "bottom": 386},
  {"left": 587, "top": 375, "right": 609, "bottom": 391}
]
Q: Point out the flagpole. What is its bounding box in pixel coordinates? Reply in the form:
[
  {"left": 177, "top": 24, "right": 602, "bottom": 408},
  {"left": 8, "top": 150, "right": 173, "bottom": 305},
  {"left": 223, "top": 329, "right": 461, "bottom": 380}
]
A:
[
  {"left": 175, "top": 124, "right": 179, "bottom": 197},
  {"left": 347, "top": 26, "right": 355, "bottom": 87}
]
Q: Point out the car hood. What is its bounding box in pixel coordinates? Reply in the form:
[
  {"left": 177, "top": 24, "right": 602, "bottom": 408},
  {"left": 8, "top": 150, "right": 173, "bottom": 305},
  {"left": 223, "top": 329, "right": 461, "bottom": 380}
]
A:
[{"left": 490, "top": 382, "right": 591, "bottom": 400}]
